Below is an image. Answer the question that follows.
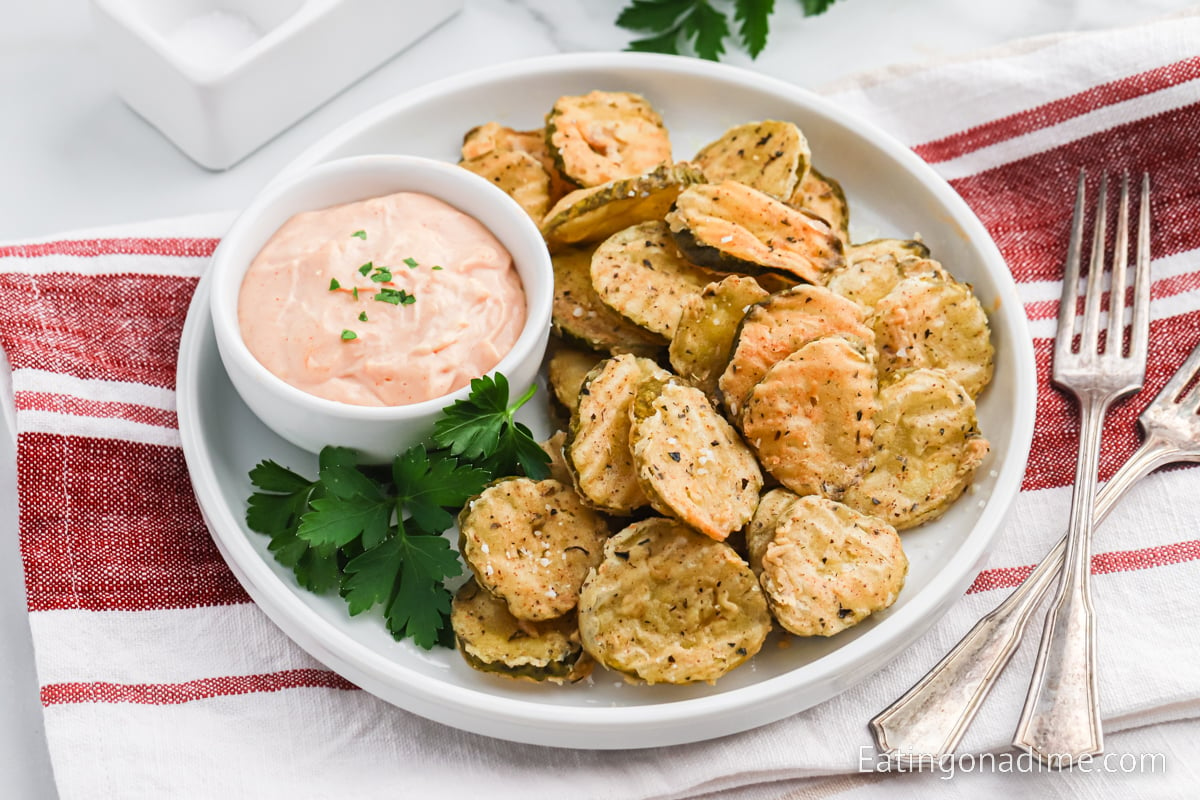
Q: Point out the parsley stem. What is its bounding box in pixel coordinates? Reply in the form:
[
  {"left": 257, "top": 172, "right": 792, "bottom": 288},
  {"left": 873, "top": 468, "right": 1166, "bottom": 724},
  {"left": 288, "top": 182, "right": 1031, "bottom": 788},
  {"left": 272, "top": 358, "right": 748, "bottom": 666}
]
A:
[{"left": 511, "top": 381, "right": 538, "bottom": 415}]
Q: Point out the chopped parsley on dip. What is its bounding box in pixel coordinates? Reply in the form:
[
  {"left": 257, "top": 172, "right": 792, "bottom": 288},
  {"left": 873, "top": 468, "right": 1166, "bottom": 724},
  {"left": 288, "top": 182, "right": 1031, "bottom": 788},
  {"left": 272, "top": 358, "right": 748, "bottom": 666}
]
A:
[{"left": 238, "top": 191, "right": 526, "bottom": 407}]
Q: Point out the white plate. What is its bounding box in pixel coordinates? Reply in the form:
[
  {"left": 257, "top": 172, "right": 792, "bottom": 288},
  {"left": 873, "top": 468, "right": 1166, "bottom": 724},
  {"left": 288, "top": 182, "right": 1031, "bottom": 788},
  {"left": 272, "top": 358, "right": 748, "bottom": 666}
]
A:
[{"left": 177, "top": 52, "right": 1036, "bottom": 749}]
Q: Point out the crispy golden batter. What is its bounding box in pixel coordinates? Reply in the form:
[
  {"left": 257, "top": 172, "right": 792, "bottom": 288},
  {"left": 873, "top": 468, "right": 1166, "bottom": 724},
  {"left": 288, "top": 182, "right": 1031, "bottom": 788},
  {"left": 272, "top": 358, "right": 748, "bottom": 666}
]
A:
[
  {"left": 843, "top": 368, "right": 989, "bottom": 530},
  {"left": 546, "top": 91, "right": 672, "bottom": 187},
  {"left": 872, "top": 275, "right": 994, "bottom": 398},
  {"left": 744, "top": 487, "right": 801, "bottom": 575},
  {"left": 694, "top": 120, "right": 810, "bottom": 200},
  {"left": 550, "top": 245, "right": 665, "bottom": 356},
  {"left": 630, "top": 379, "right": 763, "bottom": 541},
  {"left": 669, "top": 275, "right": 770, "bottom": 403},
  {"left": 743, "top": 336, "right": 878, "bottom": 499},
  {"left": 565, "top": 354, "right": 671, "bottom": 513},
  {"left": 578, "top": 518, "right": 771, "bottom": 684},
  {"left": 788, "top": 166, "right": 849, "bottom": 246},
  {"left": 460, "top": 149, "right": 554, "bottom": 221},
  {"left": 759, "top": 497, "right": 907, "bottom": 637},
  {"left": 826, "top": 256, "right": 949, "bottom": 311},
  {"left": 451, "top": 580, "right": 591, "bottom": 683},
  {"left": 547, "top": 340, "right": 605, "bottom": 415},
  {"left": 666, "top": 181, "right": 844, "bottom": 284},
  {"left": 845, "top": 238, "right": 930, "bottom": 265},
  {"left": 719, "top": 283, "right": 871, "bottom": 419},
  {"left": 542, "top": 163, "right": 704, "bottom": 248},
  {"left": 459, "top": 478, "right": 610, "bottom": 621},
  {"left": 540, "top": 431, "right": 573, "bottom": 486},
  {"left": 591, "top": 221, "right": 720, "bottom": 338}
]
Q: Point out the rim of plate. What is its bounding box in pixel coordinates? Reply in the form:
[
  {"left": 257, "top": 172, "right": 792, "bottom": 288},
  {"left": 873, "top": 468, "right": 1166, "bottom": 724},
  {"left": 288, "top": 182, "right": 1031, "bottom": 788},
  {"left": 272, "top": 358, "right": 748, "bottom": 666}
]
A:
[{"left": 179, "top": 51, "right": 1037, "bottom": 745}]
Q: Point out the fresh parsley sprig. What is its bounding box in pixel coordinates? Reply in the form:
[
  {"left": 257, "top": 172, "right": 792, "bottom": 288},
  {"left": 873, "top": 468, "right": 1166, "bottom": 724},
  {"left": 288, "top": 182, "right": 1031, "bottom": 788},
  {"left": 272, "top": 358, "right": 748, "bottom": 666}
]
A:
[
  {"left": 617, "top": 0, "right": 843, "bottom": 61},
  {"left": 244, "top": 373, "right": 549, "bottom": 649}
]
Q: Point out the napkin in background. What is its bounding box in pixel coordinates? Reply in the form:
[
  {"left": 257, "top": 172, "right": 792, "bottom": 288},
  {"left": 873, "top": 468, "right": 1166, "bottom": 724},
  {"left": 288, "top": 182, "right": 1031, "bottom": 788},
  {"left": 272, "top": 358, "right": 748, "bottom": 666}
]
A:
[{"left": 4, "top": 11, "right": 1200, "bottom": 800}]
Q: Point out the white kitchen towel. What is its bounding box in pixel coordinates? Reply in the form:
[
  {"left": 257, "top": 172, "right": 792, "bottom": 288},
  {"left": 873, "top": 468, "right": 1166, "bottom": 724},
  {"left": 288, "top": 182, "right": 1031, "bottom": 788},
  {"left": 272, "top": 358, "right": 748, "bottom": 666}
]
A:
[{"left": 3, "top": 10, "right": 1200, "bottom": 800}]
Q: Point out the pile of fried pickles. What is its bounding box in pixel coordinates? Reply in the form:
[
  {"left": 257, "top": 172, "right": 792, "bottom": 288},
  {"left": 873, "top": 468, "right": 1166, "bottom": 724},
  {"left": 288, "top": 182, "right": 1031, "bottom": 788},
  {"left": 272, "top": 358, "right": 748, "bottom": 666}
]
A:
[{"left": 450, "top": 91, "right": 994, "bottom": 686}]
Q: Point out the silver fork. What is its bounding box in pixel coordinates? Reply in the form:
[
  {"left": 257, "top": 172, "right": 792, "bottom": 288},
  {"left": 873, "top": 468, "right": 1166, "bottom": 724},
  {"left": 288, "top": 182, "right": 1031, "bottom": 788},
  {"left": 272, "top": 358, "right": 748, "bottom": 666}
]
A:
[
  {"left": 1012, "top": 171, "right": 1152, "bottom": 764},
  {"left": 870, "top": 170, "right": 1158, "bottom": 765}
]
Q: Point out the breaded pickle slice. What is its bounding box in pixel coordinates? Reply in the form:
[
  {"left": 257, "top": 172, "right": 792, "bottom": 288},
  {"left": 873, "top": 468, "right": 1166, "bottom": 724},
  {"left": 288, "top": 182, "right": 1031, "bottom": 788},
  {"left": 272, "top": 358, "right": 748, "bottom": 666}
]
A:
[
  {"left": 666, "top": 181, "right": 844, "bottom": 284},
  {"left": 629, "top": 378, "right": 763, "bottom": 541},
  {"left": 542, "top": 163, "right": 704, "bottom": 248},
  {"left": 846, "top": 238, "right": 931, "bottom": 265},
  {"left": 566, "top": 354, "right": 671, "bottom": 513},
  {"left": 760, "top": 497, "right": 907, "bottom": 637},
  {"left": 451, "top": 580, "right": 591, "bottom": 683},
  {"left": 591, "top": 221, "right": 720, "bottom": 339},
  {"left": 550, "top": 245, "right": 665, "bottom": 356},
  {"left": 546, "top": 91, "right": 672, "bottom": 188},
  {"left": 744, "top": 487, "right": 801, "bottom": 575},
  {"left": 788, "top": 166, "right": 849, "bottom": 246},
  {"left": 693, "top": 120, "right": 810, "bottom": 200},
  {"left": 669, "top": 275, "right": 769, "bottom": 402},
  {"left": 459, "top": 478, "right": 609, "bottom": 621},
  {"left": 462, "top": 122, "right": 573, "bottom": 206},
  {"left": 844, "top": 368, "right": 990, "bottom": 530},
  {"left": 719, "top": 284, "right": 871, "bottom": 419},
  {"left": 540, "top": 431, "right": 574, "bottom": 486},
  {"left": 460, "top": 149, "right": 554, "bottom": 221},
  {"left": 826, "top": 256, "right": 949, "bottom": 311},
  {"left": 578, "top": 518, "right": 770, "bottom": 684},
  {"left": 872, "top": 275, "right": 994, "bottom": 398},
  {"left": 743, "top": 336, "right": 878, "bottom": 499},
  {"left": 547, "top": 340, "right": 605, "bottom": 415}
]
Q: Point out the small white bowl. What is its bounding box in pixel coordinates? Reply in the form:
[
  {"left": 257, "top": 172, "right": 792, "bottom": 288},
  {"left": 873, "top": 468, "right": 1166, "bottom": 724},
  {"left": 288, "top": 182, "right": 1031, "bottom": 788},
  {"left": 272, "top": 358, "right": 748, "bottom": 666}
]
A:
[{"left": 209, "top": 154, "right": 553, "bottom": 462}]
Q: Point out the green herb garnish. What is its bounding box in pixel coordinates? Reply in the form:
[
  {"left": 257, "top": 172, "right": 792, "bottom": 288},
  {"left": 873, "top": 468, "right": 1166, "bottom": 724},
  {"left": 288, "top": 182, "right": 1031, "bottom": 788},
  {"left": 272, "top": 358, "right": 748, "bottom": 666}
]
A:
[
  {"left": 375, "top": 288, "right": 416, "bottom": 306},
  {"left": 329, "top": 278, "right": 341, "bottom": 291},
  {"left": 403, "top": 257, "right": 419, "bottom": 269},
  {"left": 433, "top": 373, "right": 551, "bottom": 480},
  {"left": 370, "top": 267, "right": 394, "bottom": 283},
  {"left": 358, "top": 262, "right": 373, "bottom": 276},
  {"left": 351, "top": 230, "right": 367, "bottom": 240},
  {"left": 341, "top": 329, "right": 357, "bottom": 341},
  {"left": 432, "top": 265, "right": 443, "bottom": 271},
  {"left": 617, "top": 0, "right": 842, "bottom": 60},
  {"left": 352, "top": 287, "right": 359, "bottom": 300},
  {"left": 358, "top": 311, "right": 368, "bottom": 322},
  {"left": 245, "top": 375, "right": 548, "bottom": 648}
]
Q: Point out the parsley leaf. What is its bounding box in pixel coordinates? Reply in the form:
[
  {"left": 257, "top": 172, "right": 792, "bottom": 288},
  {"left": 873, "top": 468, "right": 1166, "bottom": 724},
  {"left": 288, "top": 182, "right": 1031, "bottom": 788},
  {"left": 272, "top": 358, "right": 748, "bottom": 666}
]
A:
[
  {"left": 432, "top": 374, "right": 551, "bottom": 480},
  {"left": 351, "top": 230, "right": 367, "bottom": 240},
  {"left": 617, "top": 0, "right": 843, "bottom": 60},
  {"left": 244, "top": 373, "right": 550, "bottom": 649}
]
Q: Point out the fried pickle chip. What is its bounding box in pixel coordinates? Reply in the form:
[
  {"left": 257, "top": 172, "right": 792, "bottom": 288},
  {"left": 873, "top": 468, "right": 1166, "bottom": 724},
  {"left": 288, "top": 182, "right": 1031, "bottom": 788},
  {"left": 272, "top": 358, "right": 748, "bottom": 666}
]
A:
[
  {"left": 744, "top": 487, "right": 801, "bottom": 575},
  {"left": 872, "top": 275, "right": 994, "bottom": 397},
  {"left": 826, "top": 256, "right": 949, "bottom": 311},
  {"left": 843, "top": 368, "right": 989, "bottom": 530},
  {"left": 669, "top": 275, "right": 769, "bottom": 402},
  {"left": 460, "top": 149, "right": 554, "bottom": 221},
  {"left": 788, "top": 165, "right": 849, "bottom": 246},
  {"left": 548, "top": 340, "right": 605, "bottom": 415},
  {"left": 591, "top": 221, "right": 721, "bottom": 338},
  {"left": 550, "top": 245, "right": 666, "bottom": 356},
  {"left": 578, "top": 518, "right": 771, "bottom": 684},
  {"left": 742, "top": 336, "right": 878, "bottom": 499},
  {"left": 760, "top": 497, "right": 907, "bottom": 637},
  {"left": 630, "top": 379, "right": 763, "bottom": 541},
  {"left": 693, "top": 120, "right": 810, "bottom": 200},
  {"left": 719, "top": 284, "right": 871, "bottom": 419},
  {"left": 459, "top": 478, "right": 610, "bottom": 621},
  {"left": 565, "top": 354, "right": 671, "bottom": 513},
  {"left": 452, "top": 580, "right": 591, "bottom": 683},
  {"left": 542, "top": 163, "right": 704, "bottom": 248},
  {"left": 545, "top": 91, "right": 672, "bottom": 187},
  {"left": 845, "top": 238, "right": 931, "bottom": 265},
  {"left": 667, "top": 181, "right": 844, "bottom": 284},
  {"left": 540, "top": 431, "right": 573, "bottom": 486}
]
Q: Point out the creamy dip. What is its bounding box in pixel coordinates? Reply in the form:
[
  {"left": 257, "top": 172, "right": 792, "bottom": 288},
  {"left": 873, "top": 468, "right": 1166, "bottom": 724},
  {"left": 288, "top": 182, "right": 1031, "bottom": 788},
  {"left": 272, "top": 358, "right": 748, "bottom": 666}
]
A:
[{"left": 238, "top": 191, "right": 527, "bottom": 407}]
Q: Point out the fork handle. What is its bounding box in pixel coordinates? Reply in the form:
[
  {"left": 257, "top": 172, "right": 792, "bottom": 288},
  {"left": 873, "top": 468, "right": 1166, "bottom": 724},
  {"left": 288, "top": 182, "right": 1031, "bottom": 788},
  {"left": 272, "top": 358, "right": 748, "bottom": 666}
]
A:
[
  {"left": 1012, "top": 393, "right": 1111, "bottom": 763},
  {"left": 870, "top": 432, "right": 1178, "bottom": 763}
]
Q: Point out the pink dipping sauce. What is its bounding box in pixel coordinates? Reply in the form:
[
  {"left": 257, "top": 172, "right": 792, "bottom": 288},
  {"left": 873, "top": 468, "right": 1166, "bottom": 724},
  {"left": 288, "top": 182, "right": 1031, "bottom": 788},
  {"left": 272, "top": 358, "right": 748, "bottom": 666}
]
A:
[{"left": 238, "top": 191, "right": 527, "bottom": 407}]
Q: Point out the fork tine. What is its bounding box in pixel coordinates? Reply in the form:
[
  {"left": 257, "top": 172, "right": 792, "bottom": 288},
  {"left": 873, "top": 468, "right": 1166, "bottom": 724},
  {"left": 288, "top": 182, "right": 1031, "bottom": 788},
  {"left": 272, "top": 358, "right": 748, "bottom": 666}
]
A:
[
  {"left": 1056, "top": 171, "right": 1088, "bottom": 360},
  {"left": 1080, "top": 172, "right": 1109, "bottom": 353},
  {"left": 1106, "top": 174, "right": 1131, "bottom": 355},
  {"left": 1129, "top": 172, "right": 1153, "bottom": 366}
]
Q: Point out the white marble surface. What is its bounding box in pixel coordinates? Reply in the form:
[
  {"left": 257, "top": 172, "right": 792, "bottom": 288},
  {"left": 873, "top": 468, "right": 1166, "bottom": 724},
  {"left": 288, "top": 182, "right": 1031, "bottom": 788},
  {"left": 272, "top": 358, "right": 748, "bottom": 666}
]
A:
[{"left": 1, "top": 1, "right": 1196, "bottom": 797}]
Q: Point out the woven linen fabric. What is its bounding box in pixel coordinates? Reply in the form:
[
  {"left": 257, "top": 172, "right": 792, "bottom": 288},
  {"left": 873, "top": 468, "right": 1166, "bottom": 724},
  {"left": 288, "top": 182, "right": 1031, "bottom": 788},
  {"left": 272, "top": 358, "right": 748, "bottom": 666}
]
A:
[{"left": 5, "top": 12, "right": 1200, "bottom": 800}]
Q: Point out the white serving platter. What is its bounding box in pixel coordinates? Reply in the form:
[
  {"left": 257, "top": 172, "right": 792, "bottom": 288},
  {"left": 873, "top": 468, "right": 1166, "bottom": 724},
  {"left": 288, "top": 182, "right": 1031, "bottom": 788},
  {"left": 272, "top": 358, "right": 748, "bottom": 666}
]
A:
[{"left": 176, "top": 52, "right": 1036, "bottom": 749}]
